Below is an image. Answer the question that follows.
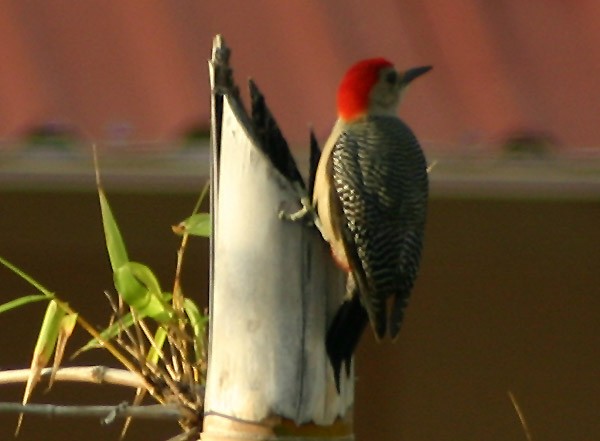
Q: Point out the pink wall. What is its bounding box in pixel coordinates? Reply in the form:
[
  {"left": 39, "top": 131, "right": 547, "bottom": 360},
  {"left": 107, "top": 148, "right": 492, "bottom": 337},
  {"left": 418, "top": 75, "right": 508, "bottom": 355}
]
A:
[{"left": 1, "top": 1, "right": 600, "bottom": 153}]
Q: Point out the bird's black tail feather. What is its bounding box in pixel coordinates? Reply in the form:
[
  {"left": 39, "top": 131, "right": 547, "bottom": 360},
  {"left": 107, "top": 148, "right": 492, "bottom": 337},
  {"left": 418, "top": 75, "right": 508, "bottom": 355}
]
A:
[{"left": 326, "top": 294, "right": 369, "bottom": 393}]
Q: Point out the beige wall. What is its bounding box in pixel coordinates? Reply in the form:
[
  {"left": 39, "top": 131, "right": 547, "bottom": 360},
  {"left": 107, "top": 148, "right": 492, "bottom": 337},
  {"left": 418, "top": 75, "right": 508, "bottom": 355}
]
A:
[{"left": 0, "top": 191, "right": 598, "bottom": 440}]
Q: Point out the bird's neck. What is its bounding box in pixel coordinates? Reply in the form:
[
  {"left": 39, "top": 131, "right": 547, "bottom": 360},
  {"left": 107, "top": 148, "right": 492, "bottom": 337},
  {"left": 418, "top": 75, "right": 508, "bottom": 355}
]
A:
[{"left": 366, "top": 102, "right": 400, "bottom": 118}]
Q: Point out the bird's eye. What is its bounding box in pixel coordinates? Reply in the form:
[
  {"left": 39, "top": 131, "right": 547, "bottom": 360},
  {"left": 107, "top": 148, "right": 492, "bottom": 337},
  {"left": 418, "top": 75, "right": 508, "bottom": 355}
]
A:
[{"left": 385, "top": 70, "right": 398, "bottom": 84}]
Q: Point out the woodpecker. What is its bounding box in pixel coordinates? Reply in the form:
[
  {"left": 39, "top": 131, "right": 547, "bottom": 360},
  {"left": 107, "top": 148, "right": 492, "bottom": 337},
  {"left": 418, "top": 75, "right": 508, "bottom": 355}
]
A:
[{"left": 313, "top": 58, "right": 431, "bottom": 390}]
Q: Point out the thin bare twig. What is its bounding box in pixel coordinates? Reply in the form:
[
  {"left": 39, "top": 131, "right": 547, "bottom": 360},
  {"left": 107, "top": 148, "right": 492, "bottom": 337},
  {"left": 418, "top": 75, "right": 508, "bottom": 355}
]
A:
[
  {"left": 114, "top": 337, "right": 152, "bottom": 378},
  {"left": 102, "top": 291, "right": 142, "bottom": 362},
  {"left": 141, "top": 361, "right": 198, "bottom": 412},
  {"left": 167, "top": 330, "right": 183, "bottom": 378},
  {"left": 62, "top": 299, "right": 161, "bottom": 401},
  {"left": 168, "top": 330, "right": 190, "bottom": 372},
  {"left": 170, "top": 181, "right": 210, "bottom": 393},
  {"left": 172, "top": 180, "right": 210, "bottom": 313},
  {"left": 508, "top": 390, "right": 533, "bottom": 441},
  {"left": 0, "top": 366, "right": 144, "bottom": 389},
  {"left": 130, "top": 309, "right": 148, "bottom": 366},
  {"left": 104, "top": 294, "right": 173, "bottom": 385},
  {"left": 119, "top": 387, "right": 147, "bottom": 440},
  {"left": 136, "top": 318, "right": 178, "bottom": 381},
  {"left": 0, "top": 402, "right": 184, "bottom": 421}
]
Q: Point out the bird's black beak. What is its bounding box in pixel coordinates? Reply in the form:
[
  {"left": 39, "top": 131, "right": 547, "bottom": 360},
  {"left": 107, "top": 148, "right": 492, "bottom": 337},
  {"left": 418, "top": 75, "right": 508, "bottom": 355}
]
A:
[{"left": 402, "top": 65, "right": 433, "bottom": 85}]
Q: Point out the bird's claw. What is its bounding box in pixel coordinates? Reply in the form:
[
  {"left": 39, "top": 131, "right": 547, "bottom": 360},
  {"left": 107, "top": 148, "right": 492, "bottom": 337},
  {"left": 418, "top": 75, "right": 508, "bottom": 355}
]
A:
[
  {"left": 279, "top": 195, "right": 315, "bottom": 224},
  {"left": 279, "top": 183, "right": 326, "bottom": 239}
]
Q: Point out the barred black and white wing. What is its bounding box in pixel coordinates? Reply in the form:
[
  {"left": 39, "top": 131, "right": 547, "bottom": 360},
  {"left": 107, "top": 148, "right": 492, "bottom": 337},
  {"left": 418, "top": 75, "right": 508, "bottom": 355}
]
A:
[{"left": 330, "top": 115, "right": 429, "bottom": 339}]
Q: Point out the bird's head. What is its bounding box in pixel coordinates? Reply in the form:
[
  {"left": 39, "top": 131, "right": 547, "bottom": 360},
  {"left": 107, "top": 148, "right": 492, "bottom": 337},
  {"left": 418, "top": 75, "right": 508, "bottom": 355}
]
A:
[{"left": 337, "top": 58, "right": 432, "bottom": 122}]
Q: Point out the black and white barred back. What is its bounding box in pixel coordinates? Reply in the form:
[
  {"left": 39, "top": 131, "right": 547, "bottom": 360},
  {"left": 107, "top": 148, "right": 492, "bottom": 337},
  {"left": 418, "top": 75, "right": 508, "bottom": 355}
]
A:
[{"left": 329, "top": 115, "right": 429, "bottom": 340}]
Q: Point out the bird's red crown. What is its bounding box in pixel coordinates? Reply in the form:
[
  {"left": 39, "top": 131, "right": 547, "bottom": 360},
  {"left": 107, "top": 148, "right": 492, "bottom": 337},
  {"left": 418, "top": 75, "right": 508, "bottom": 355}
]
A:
[{"left": 337, "top": 57, "right": 394, "bottom": 121}]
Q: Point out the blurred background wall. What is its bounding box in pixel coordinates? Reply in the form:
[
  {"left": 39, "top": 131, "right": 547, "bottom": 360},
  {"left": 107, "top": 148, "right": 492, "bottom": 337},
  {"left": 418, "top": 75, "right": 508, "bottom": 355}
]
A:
[
  {"left": 1, "top": 0, "right": 600, "bottom": 152},
  {"left": 0, "top": 1, "right": 598, "bottom": 440}
]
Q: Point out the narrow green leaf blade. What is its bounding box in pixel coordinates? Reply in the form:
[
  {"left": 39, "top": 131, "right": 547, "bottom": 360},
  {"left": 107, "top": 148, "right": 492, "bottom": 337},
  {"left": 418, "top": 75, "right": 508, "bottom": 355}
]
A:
[
  {"left": 0, "top": 294, "right": 49, "bottom": 314},
  {"left": 75, "top": 312, "right": 135, "bottom": 354},
  {"left": 0, "top": 256, "right": 53, "bottom": 296},
  {"left": 184, "top": 298, "right": 208, "bottom": 363},
  {"left": 146, "top": 326, "right": 168, "bottom": 366},
  {"left": 98, "top": 187, "right": 129, "bottom": 272}
]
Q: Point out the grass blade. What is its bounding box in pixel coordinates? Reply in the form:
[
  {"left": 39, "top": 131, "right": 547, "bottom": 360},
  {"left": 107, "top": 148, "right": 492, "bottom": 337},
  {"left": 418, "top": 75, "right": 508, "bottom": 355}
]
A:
[
  {"left": 0, "top": 256, "right": 53, "bottom": 297},
  {"left": 0, "top": 294, "right": 49, "bottom": 314},
  {"left": 183, "top": 298, "right": 208, "bottom": 364},
  {"left": 93, "top": 148, "right": 129, "bottom": 272}
]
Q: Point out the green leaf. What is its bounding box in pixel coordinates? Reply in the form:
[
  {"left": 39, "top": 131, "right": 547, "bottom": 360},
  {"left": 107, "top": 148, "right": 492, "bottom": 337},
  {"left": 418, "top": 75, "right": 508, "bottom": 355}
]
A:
[
  {"left": 173, "top": 213, "right": 211, "bottom": 237},
  {"left": 98, "top": 186, "right": 129, "bottom": 272},
  {"left": 0, "top": 256, "right": 53, "bottom": 296},
  {"left": 23, "top": 301, "right": 65, "bottom": 400},
  {"left": 33, "top": 300, "right": 65, "bottom": 369},
  {"left": 184, "top": 298, "right": 208, "bottom": 362},
  {"left": 147, "top": 326, "right": 168, "bottom": 366},
  {"left": 49, "top": 312, "right": 78, "bottom": 388},
  {"left": 0, "top": 294, "right": 49, "bottom": 314},
  {"left": 75, "top": 312, "right": 135, "bottom": 354},
  {"left": 76, "top": 293, "right": 173, "bottom": 355},
  {"left": 17, "top": 300, "right": 65, "bottom": 434},
  {"left": 114, "top": 262, "right": 173, "bottom": 323}
]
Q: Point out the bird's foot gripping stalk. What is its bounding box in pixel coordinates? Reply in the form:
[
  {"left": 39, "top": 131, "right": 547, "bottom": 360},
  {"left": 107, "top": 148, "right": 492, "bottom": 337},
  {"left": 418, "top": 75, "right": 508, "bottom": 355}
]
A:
[{"left": 278, "top": 182, "right": 324, "bottom": 233}]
